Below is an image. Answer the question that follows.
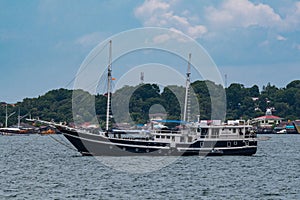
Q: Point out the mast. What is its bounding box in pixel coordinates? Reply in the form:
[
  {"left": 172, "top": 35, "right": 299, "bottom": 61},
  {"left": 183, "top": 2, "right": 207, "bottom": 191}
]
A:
[
  {"left": 5, "top": 104, "right": 8, "bottom": 128},
  {"left": 18, "top": 107, "right": 20, "bottom": 128},
  {"left": 17, "top": 107, "right": 28, "bottom": 128},
  {"left": 5, "top": 104, "right": 15, "bottom": 128},
  {"left": 183, "top": 53, "right": 191, "bottom": 123},
  {"left": 105, "top": 40, "right": 112, "bottom": 132}
]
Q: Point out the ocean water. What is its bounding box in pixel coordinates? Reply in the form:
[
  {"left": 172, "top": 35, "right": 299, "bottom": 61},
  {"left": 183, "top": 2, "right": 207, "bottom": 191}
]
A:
[{"left": 0, "top": 134, "right": 300, "bottom": 199}]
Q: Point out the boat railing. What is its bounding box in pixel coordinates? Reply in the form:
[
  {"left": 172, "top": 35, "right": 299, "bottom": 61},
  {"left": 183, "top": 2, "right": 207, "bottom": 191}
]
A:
[
  {"left": 152, "top": 130, "right": 182, "bottom": 134},
  {"left": 116, "top": 137, "right": 154, "bottom": 141},
  {"left": 203, "top": 133, "right": 256, "bottom": 139}
]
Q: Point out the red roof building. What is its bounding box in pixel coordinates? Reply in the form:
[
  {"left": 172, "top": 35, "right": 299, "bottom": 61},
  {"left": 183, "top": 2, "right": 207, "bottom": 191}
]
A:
[{"left": 252, "top": 109, "right": 283, "bottom": 128}]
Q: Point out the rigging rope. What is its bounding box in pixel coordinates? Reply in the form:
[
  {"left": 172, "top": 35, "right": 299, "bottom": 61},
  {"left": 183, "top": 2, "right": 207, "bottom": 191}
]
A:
[
  {"left": 48, "top": 134, "right": 78, "bottom": 152},
  {"left": 65, "top": 41, "right": 110, "bottom": 88}
]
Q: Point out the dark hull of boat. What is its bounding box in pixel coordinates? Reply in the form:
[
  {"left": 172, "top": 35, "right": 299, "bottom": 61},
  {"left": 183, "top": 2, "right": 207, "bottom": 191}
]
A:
[{"left": 61, "top": 128, "right": 257, "bottom": 156}]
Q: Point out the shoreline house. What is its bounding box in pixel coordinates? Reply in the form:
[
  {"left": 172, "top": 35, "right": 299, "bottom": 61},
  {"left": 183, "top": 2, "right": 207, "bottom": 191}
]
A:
[{"left": 251, "top": 109, "right": 283, "bottom": 134}]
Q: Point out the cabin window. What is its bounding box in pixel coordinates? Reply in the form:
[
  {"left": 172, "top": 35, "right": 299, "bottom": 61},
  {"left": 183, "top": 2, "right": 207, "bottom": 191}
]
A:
[
  {"left": 201, "top": 128, "right": 208, "bottom": 135},
  {"left": 172, "top": 137, "right": 175, "bottom": 141},
  {"left": 156, "top": 135, "right": 160, "bottom": 139},
  {"left": 212, "top": 128, "right": 219, "bottom": 137},
  {"left": 200, "top": 142, "right": 203, "bottom": 147},
  {"left": 233, "top": 129, "right": 236, "bottom": 133},
  {"left": 166, "top": 136, "right": 170, "bottom": 139},
  {"left": 227, "top": 142, "right": 231, "bottom": 147},
  {"left": 180, "top": 137, "right": 185, "bottom": 142},
  {"left": 161, "top": 136, "right": 165, "bottom": 139}
]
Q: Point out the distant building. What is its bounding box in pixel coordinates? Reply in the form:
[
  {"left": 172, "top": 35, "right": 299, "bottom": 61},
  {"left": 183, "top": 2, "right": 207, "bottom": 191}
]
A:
[
  {"left": 149, "top": 113, "right": 167, "bottom": 121},
  {"left": 149, "top": 113, "right": 168, "bottom": 129},
  {"left": 251, "top": 108, "right": 282, "bottom": 133}
]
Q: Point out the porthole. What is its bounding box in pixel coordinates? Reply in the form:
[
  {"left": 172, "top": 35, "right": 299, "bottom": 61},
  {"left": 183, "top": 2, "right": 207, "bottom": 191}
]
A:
[
  {"left": 234, "top": 141, "right": 237, "bottom": 145},
  {"left": 135, "top": 148, "right": 139, "bottom": 152},
  {"left": 227, "top": 142, "right": 231, "bottom": 147}
]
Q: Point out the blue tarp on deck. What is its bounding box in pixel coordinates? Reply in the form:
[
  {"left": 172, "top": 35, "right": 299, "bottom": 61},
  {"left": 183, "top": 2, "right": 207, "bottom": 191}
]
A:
[{"left": 152, "top": 119, "right": 188, "bottom": 124}]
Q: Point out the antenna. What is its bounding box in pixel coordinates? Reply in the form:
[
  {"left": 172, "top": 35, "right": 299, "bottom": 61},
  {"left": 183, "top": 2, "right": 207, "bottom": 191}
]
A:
[
  {"left": 140, "top": 72, "right": 144, "bottom": 84},
  {"left": 225, "top": 74, "right": 228, "bottom": 88}
]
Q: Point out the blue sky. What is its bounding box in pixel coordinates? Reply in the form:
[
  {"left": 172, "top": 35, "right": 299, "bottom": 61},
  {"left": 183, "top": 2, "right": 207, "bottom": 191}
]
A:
[{"left": 1, "top": 0, "right": 300, "bottom": 103}]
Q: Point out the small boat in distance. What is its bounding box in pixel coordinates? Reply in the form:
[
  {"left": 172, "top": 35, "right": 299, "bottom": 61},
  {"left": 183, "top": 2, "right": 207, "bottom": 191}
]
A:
[
  {"left": 29, "top": 40, "right": 257, "bottom": 156},
  {"left": 1, "top": 106, "right": 35, "bottom": 135},
  {"left": 0, "top": 127, "right": 30, "bottom": 136}
]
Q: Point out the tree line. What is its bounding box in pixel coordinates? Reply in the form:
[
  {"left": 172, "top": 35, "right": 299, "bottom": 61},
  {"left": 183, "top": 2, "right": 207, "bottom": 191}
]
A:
[{"left": 1, "top": 80, "right": 299, "bottom": 128}]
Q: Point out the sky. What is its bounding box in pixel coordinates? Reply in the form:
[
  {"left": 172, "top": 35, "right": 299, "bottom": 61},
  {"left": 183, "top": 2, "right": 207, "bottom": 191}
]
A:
[{"left": 1, "top": 0, "right": 300, "bottom": 103}]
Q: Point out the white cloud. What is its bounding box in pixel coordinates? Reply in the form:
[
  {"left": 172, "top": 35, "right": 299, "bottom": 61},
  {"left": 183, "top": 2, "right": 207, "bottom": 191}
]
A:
[
  {"left": 205, "top": 0, "right": 283, "bottom": 29},
  {"left": 75, "top": 32, "right": 104, "bottom": 48},
  {"left": 134, "top": 0, "right": 170, "bottom": 18},
  {"left": 134, "top": 0, "right": 207, "bottom": 39},
  {"left": 284, "top": 1, "right": 300, "bottom": 31},
  {"left": 135, "top": 0, "right": 300, "bottom": 36},
  {"left": 187, "top": 25, "right": 207, "bottom": 39},
  {"left": 134, "top": 0, "right": 300, "bottom": 64},
  {"left": 153, "top": 34, "right": 171, "bottom": 44},
  {"left": 276, "top": 35, "right": 287, "bottom": 41},
  {"left": 151, "top": 28, "right": 189, "bottom": 44}
]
